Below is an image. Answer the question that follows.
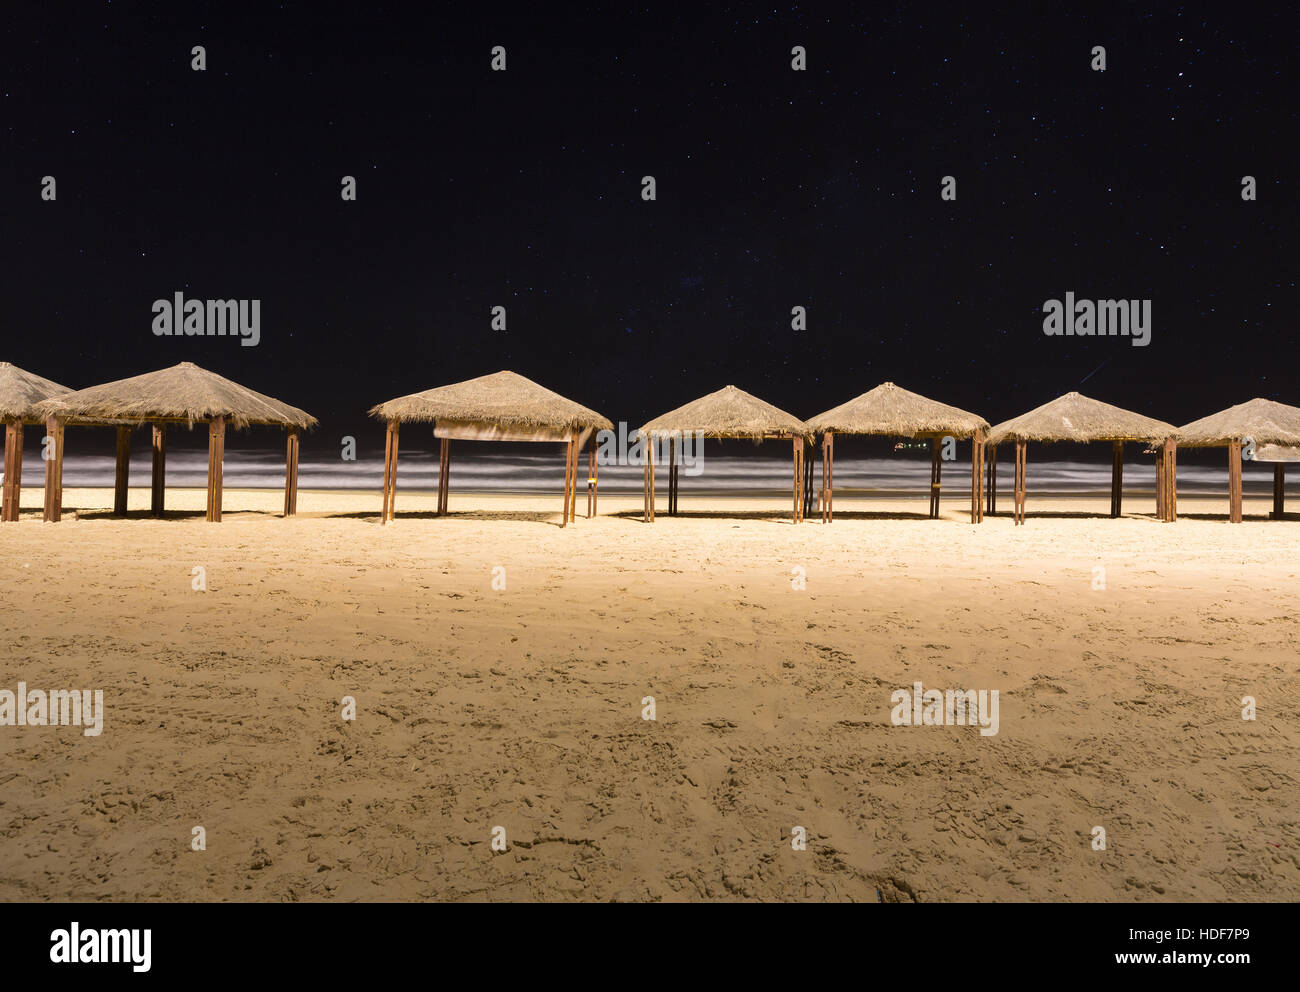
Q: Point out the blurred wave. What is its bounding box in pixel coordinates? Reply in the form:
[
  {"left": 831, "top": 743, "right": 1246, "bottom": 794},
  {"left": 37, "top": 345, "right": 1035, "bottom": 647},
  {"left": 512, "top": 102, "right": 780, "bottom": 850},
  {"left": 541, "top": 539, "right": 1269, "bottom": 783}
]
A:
[{"left": 6, "top": 448, "right": 1285, "bottom": 495}]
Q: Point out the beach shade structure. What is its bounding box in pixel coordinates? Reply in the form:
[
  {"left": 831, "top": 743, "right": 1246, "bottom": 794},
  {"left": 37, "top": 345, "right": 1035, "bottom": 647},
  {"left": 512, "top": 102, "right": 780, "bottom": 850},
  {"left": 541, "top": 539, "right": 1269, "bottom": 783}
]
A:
[
  {"left": 986, "top": 392, "right": 1175, "bottom": 525},
  {"left": 805, "top": 382, "right": 991, "bottom": 524},
  {"left": 369, "top": 370, "right": 613, "bottom": 527},
  {"left": 1174, "top": 398, "right": 1300, "bottom": 523},
  {"left": 637, "top": 385, "right": 811, "bottom": 524},
  {"left": 0, "top": 362, "right": 74, "bottom": 522},
  {"left": 1255, "top": 445, "right": 1300, "bottom": 519},
  {"left": 33, "top": 362, "right": 316, "bottom": 523}
]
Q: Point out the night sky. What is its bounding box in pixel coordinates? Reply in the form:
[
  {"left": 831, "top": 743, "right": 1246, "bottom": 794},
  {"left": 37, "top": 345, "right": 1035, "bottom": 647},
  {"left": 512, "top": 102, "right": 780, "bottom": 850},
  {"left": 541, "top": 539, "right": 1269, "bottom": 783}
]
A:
[{"left": 5, "top": 4, "right": 1297, "bottom": 455}]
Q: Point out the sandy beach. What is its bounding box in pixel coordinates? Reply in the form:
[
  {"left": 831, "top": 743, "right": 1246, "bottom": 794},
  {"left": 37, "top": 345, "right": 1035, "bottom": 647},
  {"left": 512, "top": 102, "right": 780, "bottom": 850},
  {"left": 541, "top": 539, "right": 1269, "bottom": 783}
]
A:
[{"left": 1, "top": 486, "right": 1296, "bottom": 902}]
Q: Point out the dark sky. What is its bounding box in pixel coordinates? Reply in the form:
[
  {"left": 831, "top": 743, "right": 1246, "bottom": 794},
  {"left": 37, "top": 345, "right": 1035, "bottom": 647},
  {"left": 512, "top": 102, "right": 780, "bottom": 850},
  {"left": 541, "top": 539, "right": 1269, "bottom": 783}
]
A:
[{"left": 4, "top": 3, "right": 1296, "bottom": 452}]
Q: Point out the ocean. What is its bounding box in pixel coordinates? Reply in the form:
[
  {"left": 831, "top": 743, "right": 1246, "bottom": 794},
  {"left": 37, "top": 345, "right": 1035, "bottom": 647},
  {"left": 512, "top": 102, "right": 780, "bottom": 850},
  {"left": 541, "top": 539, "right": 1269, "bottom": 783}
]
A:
[{"left": 4, "top": 446, "right": 1281, "bottom": 496}]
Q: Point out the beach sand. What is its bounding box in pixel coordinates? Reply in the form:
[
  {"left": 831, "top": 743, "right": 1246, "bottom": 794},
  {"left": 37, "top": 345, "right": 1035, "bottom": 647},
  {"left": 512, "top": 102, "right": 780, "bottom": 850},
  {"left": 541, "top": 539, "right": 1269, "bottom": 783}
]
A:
[{"left": 1, "top": 486, "right": 1296, "bottom": 902}]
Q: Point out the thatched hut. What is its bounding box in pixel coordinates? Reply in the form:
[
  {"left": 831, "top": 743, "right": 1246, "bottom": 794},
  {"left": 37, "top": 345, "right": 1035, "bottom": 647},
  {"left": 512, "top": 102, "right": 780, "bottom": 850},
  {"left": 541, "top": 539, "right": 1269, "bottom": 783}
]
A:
[
  {"left": 0, "top": 362, "right": 73, "bottom": 522},
  {"left": 986, "top": 392, "right": 1175, "bottom": 524},
  {"left": 34, "top": 362, "right": 315, "bottom": 522},
  {"left": 805, "top": 382, "right": 990, "bottom": 523},
  {"left": 369, "top": 370, "right": 612, "bottom": 526},
  {"left": 637, "top": 385, "right": 810, "bottom": 523},
  {"left": 1175, "top": 398, "right": 1300, "bottom": 523}
]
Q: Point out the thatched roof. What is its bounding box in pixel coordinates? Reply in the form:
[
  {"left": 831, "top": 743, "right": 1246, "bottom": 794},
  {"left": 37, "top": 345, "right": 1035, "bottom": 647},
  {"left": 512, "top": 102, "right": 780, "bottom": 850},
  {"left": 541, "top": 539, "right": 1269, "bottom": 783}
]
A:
[
  {"left": 806, "top": 381, "right": 989, "bottom": 438},
  {"left": 1175, "top": 398, "right": 1300, "bottom": 448},
  {"left": 33, "top": 362, "right": 316, "bottom": 430},
  {"left": 369, "top": 370, "right": 612, "bottom": 432},
  {"left": 987, "top": 392, "right": 1174, "bottom": 445},
  {"left": 639, "top": 385, "right": 808, "bottom": 439},
  {"left": 0, "top": 362, "right": 73, "bottom": 423}
]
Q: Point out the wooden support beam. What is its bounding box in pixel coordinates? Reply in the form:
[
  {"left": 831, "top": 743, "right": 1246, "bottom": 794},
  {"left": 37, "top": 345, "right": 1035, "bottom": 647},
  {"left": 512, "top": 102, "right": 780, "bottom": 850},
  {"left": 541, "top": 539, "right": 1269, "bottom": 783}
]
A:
[
  {"left": 589, "top": 435, "right": 598, "bottom": 517},
  {"left": 2, "top": 420, "right": 21, "bottom": 522},
  {"left": 381, "top": 419, "right": 399, "bottom": 523},
  {"left": 672, "top": 443, "right": 678, "bottom": 515},
  {"left": 284, "top": 428, "right": 300, "bottom": 517},
  {"left": 113, "top": 426, "right": 131, "bottom": 516},
  {"left": 928, "top": 438, "right": 941, "bottom": 519},
  {"left": 1110, "top": 440, "right": 1124, "bottom": 518},
  {"left": 672, "top": 438, "right": 678, "bottom": 516},
  {"left": 971, "top": 429, "right": 985, "bottom": 523},
  {"left": 1272, "top": 463, "right": 1286, "bottom": 519},
  {"left": 438, "top": 437, "right": 451, "bottom": 516},
  {"left": 820, "top": 433, "right": 828, "bottom": 522},
  {"left": 586, "top": 439, "right": 593, "bottom": 518},
  {"left": 570, "top": 434, "right": 578, "bottom": 523},
  {"left": 986, "top": 444, "right": 997, "bottom": 516},
  {"left": 824, "top": 432, "right": 834, "bottom": 522},
  {"left": 43, "top": 416, "right": 65, "bottom": 522},
  {"left": 804, "top": 439, "right": 815, "bottom": 519},
  {"left": 206, "top": 415, "right": 225, "bottom": 523},
  {"left": 647, "top": 435, "right": 655, "bottom": 522},
  {"left": 1228, "top": 440, "right": 1243, "bottom": 523},
  {"left": 1, "top": 422, "right": 9, "bottom": 522},
  {"left": 1167, "top": 440, "right": 1177, "bottom": 522},
  {"left": 151, "top": 424, "right": 167, "bottom": 517},
  {"left": 1013, "top": 440, "right": 1027, "bottom": 525},
  {"left": 1159, "top": 444, "right": 1170, "bottom": 520},
  {"left": 561, "top": 436, "right": 572, "bottom": 527},
  {"left": 791, "top": 437, "right": 801, "bottom": 524}
]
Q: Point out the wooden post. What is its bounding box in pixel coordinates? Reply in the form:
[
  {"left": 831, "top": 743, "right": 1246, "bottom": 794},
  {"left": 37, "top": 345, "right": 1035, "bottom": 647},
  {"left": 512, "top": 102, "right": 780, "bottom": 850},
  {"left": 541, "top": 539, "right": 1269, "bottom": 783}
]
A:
[
  {"left": 1159, "top": 447, "right": 1170, "bottom": 522},
  {"left": 1110, "top": 440, "right": 1123, "bottom": 518},
  {"left": 589, "top": 435, "right": 598, "bottom": 517},
  {"left": 971, "top": 429, "right": 985, "bottom": 523},
  {"left": 112, "top": 426, "right": 131, "bottom": 516},
  {"left": 206, "top": 416, "right": 225, "bottom": 523},
  {"left": 825, "top": 432, "right": 834, "bottom": 522},
  {"left": 642, "top": 434, "right": 655, "bottom": 523},
  {"left": 1, "top": 421, "right": 10, "bottom": 522},
  {"left": 1167, "top": 440, "right": 1177, "bottom": 522},
  {"left": 1272, "top": 464, "right": 1286, "bottom": 519},
  {"left": 672, "top": 442, "right": 678, "bottom": 515},
  {"left": 43, "top": 416, "right": 65, "bottom": 522},
  {"left": 791, "top": 436, "right": 801, "bottom": 524},
  {"left": 928, "top": 438, "right": 941, "bottom": 519},
  {"left": 670, "top": 436, "right": 681, "bottom": 514},
  {"left": 569, "top": 434, "right": 578, "bottom": 523},
  {"left": 151, "top": 424, "right": 167, "bottom": 517},
  {"left": 561, "top": 436, "right": 572, "bottom": 527},
  {"left": 284, "top": 428, "right": 300, "bottom": 517},
  {"left": 381, "top": 419, "right": 399, "bottom": 523},
  {"left": 820, "top": 434, "right": 828, "bottom": 522},
  {"left": 2, "top": 420, "right": 21, "bottom": 522},
  {"left": 1013, "top": 440, "right": 1026, "bottom": 525},
  {"left": 1228, "top": 440, "right": 1243, "bottom": 523},
  {"left": 804, "top": 440, "right": 815, "bottom": 519},
  {"left": 986, "top": 444, "right": 997, "bottom": 516},
  {"left": 1012, "top": 442, "right": 1019, "bottom": 525},
  {"left": 647, "top": 435, "right": 655, "bottom": 522},
  {"left": 569, "top": 435, "right": 577, "bottom": 522},
  {"left": 438, "top": 437, "right": 451, "bottom": 516}
]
